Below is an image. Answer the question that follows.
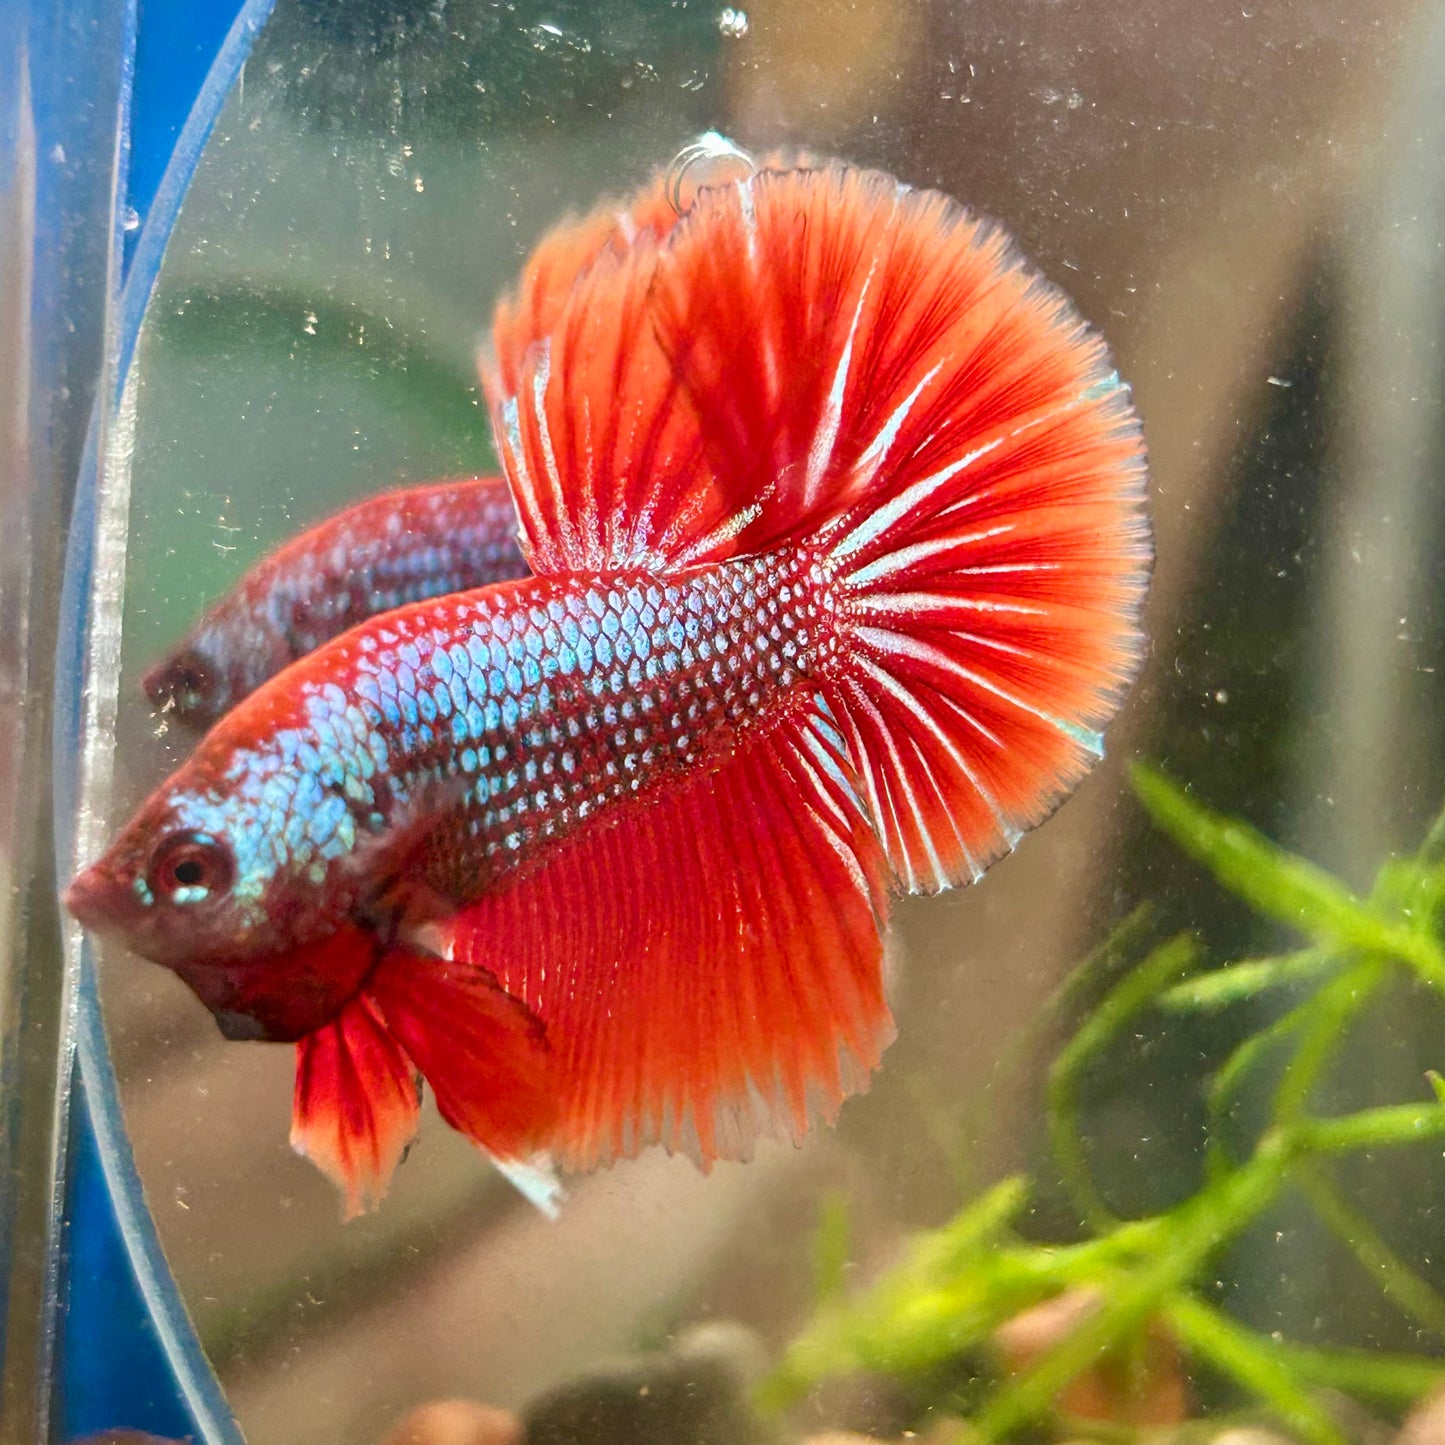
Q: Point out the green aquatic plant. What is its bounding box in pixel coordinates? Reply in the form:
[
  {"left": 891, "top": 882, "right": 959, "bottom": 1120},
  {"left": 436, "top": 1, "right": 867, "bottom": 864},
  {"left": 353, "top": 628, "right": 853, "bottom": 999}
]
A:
[{"left": 763, "top": 764, "right": 1445, "bottom": 1442}]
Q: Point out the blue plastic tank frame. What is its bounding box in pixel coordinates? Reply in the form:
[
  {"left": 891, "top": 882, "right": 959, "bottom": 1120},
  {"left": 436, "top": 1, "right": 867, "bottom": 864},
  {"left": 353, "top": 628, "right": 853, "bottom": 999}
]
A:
[{"left": 2, "top": 1, "right": 270, "bottom": 1436}]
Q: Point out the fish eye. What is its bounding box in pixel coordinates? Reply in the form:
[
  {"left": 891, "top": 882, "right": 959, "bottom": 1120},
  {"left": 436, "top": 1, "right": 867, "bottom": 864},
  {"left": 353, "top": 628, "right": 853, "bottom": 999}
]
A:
[
  {"left": 147, "top": 831, "right": 234, "bottom": 906},
  {"left": 143, "top": 649, "right": 214, "bottom": 714}
]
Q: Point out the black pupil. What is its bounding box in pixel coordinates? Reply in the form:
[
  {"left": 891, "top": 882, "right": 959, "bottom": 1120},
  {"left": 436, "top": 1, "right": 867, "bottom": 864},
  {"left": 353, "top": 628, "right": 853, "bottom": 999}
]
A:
[{"left": 172, "top": 856, "right": 208, "bottom": 887}]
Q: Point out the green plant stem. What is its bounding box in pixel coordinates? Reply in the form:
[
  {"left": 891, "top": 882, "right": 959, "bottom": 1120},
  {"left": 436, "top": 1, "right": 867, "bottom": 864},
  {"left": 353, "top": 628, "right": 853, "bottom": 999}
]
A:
[
  {"left": 1272, "top": 961, "right": 1386, "bottom": 1123},
  {"left": 1159, "top": 947, "right": 1340, "bottom": 1012},
  {"left": 1130, "top": 765, "right": 1445, "bottom": 993},
  {"left": 947, "top": 907, "right": 1158, "bottom": 1195},
  {"left": 1295, "top": 1100, "right": 1445, "bottom": 1153},
  {"left": 977, "top": 1082, "right": 1445, "bottom": 1437},
  {"left": 975, "top": 1151, "right": 1285, "bottom": 1436},
  {"left": 811, "top": 1191, "right": 853, "bottom": 1304},
  {"left": 1418, "top": 795, "right": 1445, "bottom": 866},
  {"left": 1293, "top": 1160, "right": 1445, "bottom": 1339},
  {"left": 1273, "top": 1339, "right": 1445, "bottom": 1407},
  {"left": 1047, "top": 934, "right": 1200, "bottom": 1229},
  {"left": 1206, "top": 1001, "right": 1310, "bottom": 1177},
  {"left": 1167, "top": 1300, "right": 1445, "bottom": 1417},
  {"left": 1162, "top": 1295, "right": 1346, "bottom": 1445}
]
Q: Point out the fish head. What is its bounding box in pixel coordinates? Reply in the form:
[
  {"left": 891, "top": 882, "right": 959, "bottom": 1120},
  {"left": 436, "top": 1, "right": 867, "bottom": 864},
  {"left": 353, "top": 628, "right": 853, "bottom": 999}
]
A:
[
  {"left": 141, "top": 644, "right": 227, "bottom": 724},
  {"left": 141, "top": 607, "right": 294, "bottom": 727},
  {"left": 66, "top": 730, "right": 383, "bottom": 1040}
]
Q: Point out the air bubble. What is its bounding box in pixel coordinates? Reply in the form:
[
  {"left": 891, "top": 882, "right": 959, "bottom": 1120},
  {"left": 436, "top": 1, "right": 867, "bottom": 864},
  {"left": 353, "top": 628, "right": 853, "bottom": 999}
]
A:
[
  {"left": 665, "top": 132, "right": 756, "bottom": 215},
  {"left": 718, "top": 7, "right": 749, "bottom": 38}
]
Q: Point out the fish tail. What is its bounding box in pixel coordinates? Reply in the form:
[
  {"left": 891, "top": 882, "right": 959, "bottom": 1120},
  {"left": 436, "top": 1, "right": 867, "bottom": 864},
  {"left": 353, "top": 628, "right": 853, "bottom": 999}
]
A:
[
  {"left": 642, "top": 159, "right": 1152, "bottom": 891},
  {"left": 810, "top": 367, "right": 1149, "bottom": 893}
]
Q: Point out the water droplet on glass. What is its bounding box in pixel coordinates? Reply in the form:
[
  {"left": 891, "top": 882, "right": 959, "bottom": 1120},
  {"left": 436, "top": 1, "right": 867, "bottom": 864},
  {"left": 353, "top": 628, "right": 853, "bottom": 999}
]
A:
[
  {"left": 122, "top": 205, "right": 140, "bottom": 232},
  {"left": 718, "top": 7, "right": 749, "bottom": 39},
  {"left": 666, "top": 132, "right": 755, "bottom": 215}
]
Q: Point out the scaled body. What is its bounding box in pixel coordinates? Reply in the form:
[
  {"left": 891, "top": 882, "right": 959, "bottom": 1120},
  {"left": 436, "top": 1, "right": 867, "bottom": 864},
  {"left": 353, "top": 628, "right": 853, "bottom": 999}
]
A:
[{"left": 124, "top": 549, "right": 831, "bottom": 1010}]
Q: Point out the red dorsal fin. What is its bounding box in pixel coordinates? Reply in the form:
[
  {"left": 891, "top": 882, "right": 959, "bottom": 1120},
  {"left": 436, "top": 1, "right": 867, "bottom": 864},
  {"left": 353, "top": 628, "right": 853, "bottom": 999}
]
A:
[
  {"left": 487, "top": 161, "right": 1146, "bottom": 576},
  {"left": 490, "top": 229, "right": 713, "bottom": 574},
  {"left": 438, "top": 701, "right": 894, "bottom": 1171},
  {"left": 486, "top": 138, "right": 770, "bottom": 409},
  {"left": 488, "top": 175, "right": 680, "bottom": 403},
  {"left": 291, "top": 992, "right": 420, "bottom": 1218}
]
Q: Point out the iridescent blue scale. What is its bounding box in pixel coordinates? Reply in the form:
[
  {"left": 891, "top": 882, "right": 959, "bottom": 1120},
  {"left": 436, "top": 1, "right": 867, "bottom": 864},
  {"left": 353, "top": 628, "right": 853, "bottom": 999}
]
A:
[{"left": 275, "top": 547, "right": 839, "bottom": 897}]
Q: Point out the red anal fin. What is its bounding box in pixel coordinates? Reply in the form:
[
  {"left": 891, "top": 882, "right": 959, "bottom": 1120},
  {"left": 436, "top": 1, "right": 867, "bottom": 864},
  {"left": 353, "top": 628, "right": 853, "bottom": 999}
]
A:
[
  {"left": 292, "top": 992, "right": 420, "bottom": 1219},
  {"left": 439, "top": 701, "right": 895, "bottom": 1172},
  {"left": 291, "top": 948, "right": 556, "bottom": 1216},
  {"left": 366, "top": 950, "right": 558, "bottom": 1164}
]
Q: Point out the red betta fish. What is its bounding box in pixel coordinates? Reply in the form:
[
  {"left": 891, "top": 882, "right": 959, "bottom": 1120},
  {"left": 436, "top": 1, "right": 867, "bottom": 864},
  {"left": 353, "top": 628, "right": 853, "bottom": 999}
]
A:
[
  {"left": 144, "top": 475, "right": 529, "bottom": 729},
  {"left": 67, "top": 150, "right": 1151, "bottom": 1216}
]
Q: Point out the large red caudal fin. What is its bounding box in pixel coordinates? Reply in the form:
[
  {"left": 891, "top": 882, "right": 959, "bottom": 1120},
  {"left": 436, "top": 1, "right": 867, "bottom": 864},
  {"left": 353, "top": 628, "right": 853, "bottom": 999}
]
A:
[
  {"left": 490, "top": 157, "right": 1149, "bottom": 893},
  {"left": 818, "top": 392, "right": 1148, "bottom": 894},
  {"left": 291, "top": 993, "right": 420, "bottom": 1219},
  {"left": 439, "top": 701, "right": 894, "bottom": 1172}
]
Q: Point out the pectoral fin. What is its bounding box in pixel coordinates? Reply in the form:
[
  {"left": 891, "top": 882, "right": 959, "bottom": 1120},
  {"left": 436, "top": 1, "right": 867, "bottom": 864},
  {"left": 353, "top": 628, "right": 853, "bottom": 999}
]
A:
[{"left": 291, "top": 991, "right": 420, "bottom": 1219}]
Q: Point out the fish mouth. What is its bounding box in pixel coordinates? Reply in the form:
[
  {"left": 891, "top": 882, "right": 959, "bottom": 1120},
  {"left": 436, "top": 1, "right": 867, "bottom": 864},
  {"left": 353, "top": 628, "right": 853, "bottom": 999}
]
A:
[{"left": 63, "top": 863, "right": 136, "bottom": 936}]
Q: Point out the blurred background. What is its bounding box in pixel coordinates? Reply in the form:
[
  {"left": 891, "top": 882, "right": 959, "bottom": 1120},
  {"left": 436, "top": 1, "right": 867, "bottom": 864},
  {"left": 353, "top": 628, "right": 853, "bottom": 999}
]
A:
[{"left": 85, "top": 0, "right": 1445, "bottom": 1439}]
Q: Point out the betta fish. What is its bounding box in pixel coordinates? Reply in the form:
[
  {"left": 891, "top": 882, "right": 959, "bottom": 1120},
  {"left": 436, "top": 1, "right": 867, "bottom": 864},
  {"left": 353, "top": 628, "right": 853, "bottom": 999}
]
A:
[
  {"left": 67, "top": 149, "right": 1151, "bottom": 1216},
  {"left": 144, "top": 475, "right": 529, "bottom": 729}
]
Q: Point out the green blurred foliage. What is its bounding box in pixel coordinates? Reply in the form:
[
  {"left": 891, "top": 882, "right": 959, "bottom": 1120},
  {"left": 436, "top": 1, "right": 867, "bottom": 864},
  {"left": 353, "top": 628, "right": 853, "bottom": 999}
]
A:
[{"left": 766, "top": 768, "right": 1445, "bottom": 1441}]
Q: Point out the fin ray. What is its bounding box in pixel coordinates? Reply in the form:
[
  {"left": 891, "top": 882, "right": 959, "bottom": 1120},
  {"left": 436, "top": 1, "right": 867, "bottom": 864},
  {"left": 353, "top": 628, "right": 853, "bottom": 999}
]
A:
[{"left": 367, "top": 949, "right": 558, "bottom": 1166}]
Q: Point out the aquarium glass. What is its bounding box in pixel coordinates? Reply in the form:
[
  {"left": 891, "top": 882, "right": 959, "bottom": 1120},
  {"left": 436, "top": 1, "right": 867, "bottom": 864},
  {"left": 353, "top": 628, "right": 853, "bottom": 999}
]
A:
[{"left": 81, "top": 0, "right": 1445, "bottom": 1440}]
